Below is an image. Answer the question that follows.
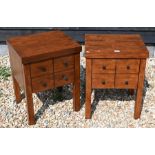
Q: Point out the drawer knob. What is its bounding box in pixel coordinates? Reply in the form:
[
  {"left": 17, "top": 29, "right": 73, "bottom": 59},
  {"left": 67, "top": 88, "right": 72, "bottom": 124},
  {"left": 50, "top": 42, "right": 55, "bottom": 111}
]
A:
[
  {"left": 39, "top": 67, "right": 47, "bottom": 72},
  {"left": 62, "top": 75, "right": 68, "bottom": 81},
  {"left": 125, "top": 81, "right": 129, "bottom": 85},
  {"left": 102, "top": 81, "right": 106, "bottom": 85},
  {"left": 41, "top": 82, "right": 47, "bottom": 87},
  {"left": 64, "top": 62, "right": 68, "bottom": 67},
  {"left": 127, "top": 66, "right": 130, "bottom": 70},
  {"left": 102, "top": 66, "right": 106, "bottom": 70}
]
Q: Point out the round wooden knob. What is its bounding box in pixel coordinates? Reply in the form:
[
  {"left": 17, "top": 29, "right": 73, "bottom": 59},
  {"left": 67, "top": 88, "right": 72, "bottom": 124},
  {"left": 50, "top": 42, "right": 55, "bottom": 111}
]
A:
[
  {"left": 39, "top": 67, "right": 46, "bottom": 72},
  {"left": 41, "top": 82, "right": 47, "bottom": 87},
  {"left": 102, "top": 66, "right": 106, "bottom": 70},
  {"left": 125, "top": 81, "right": 128, "bottom": 85},
  {"left": 102, "top": 81, "right": 106, "bottom": 85},
  {"left": 127, "top": 66, "right": 130, "bottom": 70},
  {"left": 64, "top": 62, "right": 68, "bottom": 67},
  {"left": 62, "top": 75, "right": 68, "bottom": 81}
]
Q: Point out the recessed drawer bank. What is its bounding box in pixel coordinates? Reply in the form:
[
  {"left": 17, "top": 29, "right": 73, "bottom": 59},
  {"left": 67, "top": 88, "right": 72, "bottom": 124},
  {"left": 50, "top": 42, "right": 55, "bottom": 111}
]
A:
[
  {"left": 30, "top": 55, "right": 75, "bottom": 93},
  {"left": 92, "top": 59, "right": 140, "bottom": 74}
]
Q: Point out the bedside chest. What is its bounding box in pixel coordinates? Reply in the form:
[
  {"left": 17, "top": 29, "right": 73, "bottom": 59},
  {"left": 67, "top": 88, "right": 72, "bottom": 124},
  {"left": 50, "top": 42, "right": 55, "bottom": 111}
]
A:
[
  {"left": 7, "top": 30, "right": 82, "bottom": 125},
  {"left": 85, "top": 34, "right": 149, "bottom": 119}
]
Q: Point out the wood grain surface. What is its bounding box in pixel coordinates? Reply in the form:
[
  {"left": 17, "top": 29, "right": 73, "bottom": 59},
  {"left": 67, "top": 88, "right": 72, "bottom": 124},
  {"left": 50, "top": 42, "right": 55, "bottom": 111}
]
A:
[
  {"left": 92, "top": 59, "right": 115, "bottom": 73},
  {"left": 116, "top": 59, "right": 140, "bottom": 73},
  {"left": 7, "top": 30, "right": 82, "bottom": 64},
  {"left": 54, "top": 55, "right": 74, "bottom": 72},
  {"left": 30, "top": 59, "right": 53, "bottom": 78},
  {"left": 85, "top": 34, "right": 149, "bottom": 58}
]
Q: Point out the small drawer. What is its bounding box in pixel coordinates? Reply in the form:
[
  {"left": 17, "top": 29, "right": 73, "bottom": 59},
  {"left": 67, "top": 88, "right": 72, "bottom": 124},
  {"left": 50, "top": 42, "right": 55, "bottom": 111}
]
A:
[
  {"left": 115, "top": 74, "right": 138, "bottom": 89},
  {"left": 30, "top": 60, "right": 53, "bottom": 78},
  {"left": 92, "top": 59, "right": 115, "bottom": 73},
  {"left": 92, "top": 74, "right": 115, "bottom": 88},
  {"left": 55, "top": 70, "right": 74, "bottom": 87},
  {"left": 54, "top": 55, "right": 74, "bottom": 72},
  {"left": 116, "top": 59, "right": 140, "bottom": 73},
  {"left": 32, "top": 75, "right": 54, "bottom": 93}
]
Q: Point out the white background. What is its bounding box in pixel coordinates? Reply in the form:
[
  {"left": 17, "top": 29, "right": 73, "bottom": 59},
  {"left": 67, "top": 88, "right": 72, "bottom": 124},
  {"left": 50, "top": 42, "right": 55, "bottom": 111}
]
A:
[
  {"left": 0, "top": 0, "right": 155, "bottom": 26},
  {"left": 0, "top": 0, "right": 155, "bottom": 155}
]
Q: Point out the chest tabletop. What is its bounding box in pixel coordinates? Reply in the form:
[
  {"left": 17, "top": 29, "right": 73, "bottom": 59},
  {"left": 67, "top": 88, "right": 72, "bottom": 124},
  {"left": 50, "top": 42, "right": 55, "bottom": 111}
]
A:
[
  {"left": 7, "top": 30, "right": 81, "bottom": 125},
  {"left": 85, "top": 34, "right": 149, "bottom": 119}
]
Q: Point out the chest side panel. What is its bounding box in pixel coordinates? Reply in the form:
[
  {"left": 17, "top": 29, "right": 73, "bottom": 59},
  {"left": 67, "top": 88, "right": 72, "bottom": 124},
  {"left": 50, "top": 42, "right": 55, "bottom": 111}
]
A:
[{"left": 7, "top": 42, "right": 25, "bottom": 90}]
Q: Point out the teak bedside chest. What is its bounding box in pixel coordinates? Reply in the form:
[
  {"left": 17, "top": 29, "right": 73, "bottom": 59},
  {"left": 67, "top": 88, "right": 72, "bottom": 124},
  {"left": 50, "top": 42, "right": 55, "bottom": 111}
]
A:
[
  {"left": 7, "top": 30, "right": 81, "bottom": 125},
  {"left": 85, "top": 34, "right": 149, "bottom": 119}
]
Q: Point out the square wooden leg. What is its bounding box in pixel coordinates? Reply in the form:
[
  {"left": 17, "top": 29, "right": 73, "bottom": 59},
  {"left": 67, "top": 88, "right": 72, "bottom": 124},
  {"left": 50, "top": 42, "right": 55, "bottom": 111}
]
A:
[
  {"left": 73, "top": 54, "right": 80, "bottom": 111},
  {"left": 12, "top": 76, "right": 22, "bottom": 103},
  {"left": 85, "top": 59, "right": 92, "bottom": 119},
  {"left": 134, "top": 59, "right": 146, "bottom": 119},
  {"left": 23, "top": 65, "right": 35, "bottom": 125},
  {"left": 129, "top": 89, "right": 134, "bottom": 95}
]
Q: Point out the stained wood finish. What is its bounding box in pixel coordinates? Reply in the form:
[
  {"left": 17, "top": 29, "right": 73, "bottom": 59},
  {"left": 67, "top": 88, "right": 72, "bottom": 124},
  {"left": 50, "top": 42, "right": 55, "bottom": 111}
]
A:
[
  {"left": 54, "top": 55, "right": 74, "bottom": 72},
  {"left": 85, "top": 34, "right": 149, "bottom": 59},
  {"left": 7, "top": 30, "right": 81, "bottom": 125},
  {"left": 73, "top": 54, "right": 80, "bottom": 111},
  {"left": 32, "top": 75, "right": 54, "bottom": 93},
  {"left": 12, "top": 76, "right": 22, "bottom": 103},
  {"left": 7, "top": 31, "right": 81, "bottom": 64},
  {"left": 116, "top": 59, "right": 140, "bottom": 73},
  {"left": 92, "top": 74, "right": 115, "bottom": 88},
  {"left": 92, "top": 59, "right": 115, "bottom": 73},
  {"left": 23, "top": 65, "right": 35, "bottom": 125},
  {"left": 129, "top": 89, "right": 135, "bottom": 95},
  {"left": 85, "top": 34, "right": 143, "bottom": 41},
  {"left": 30, "top": 59, "right": 53, "bottom": 78},
  {"left": 115, "top": 74, "right": 138, "bottom": 89},
  {"left": 8, "top": 42, "right": 25, "bottom": 89},
  {"left": 85, "top": 34, "right": 149, "bottom": 120},
  {"left": 134, "top": 59, "right": 146, "bottom": 119},
  {"left": 54, "top": 70, "right": 74, "bottom": 87},
  {"left": 87, "top": 40, "right": 145, "bottom": 47},
  {"left": 85, "top": 59, "right": 92, "bottom": 119}
]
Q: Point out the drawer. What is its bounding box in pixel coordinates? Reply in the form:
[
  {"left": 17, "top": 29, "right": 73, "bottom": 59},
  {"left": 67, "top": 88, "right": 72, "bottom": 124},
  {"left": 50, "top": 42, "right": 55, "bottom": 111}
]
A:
[
  {"left": 30, "top": 60, "right": 53, "bottom": 78},
  {"left": 116, "top": 59, "right": 140, "bottom": 73},
  {"left": 55, "top": 70, "right": 74, "bottom": 87},
  {"left": 31, "top": 75, "right": 54, "bottom": 93},
  {"left": 54, "top": 55, "right": 74, "bottom": 72},
  {"left": 92, "top": 59, "right": 115, "bottom": 73},
  {"left": 115, "top": 74, "right": 138, "bottom": 89},
  {"left": 92, "top": 74, "right": 115, "bottom": 88}
]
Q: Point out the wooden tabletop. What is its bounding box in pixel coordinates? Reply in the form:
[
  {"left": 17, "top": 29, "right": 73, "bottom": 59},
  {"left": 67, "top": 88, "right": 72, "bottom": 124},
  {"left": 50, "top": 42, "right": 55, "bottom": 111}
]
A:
[
  {"left": 7, "top": 30, "right": 81, "bottom": 64},
  {"left": 85, "top": 34, "right": 149, "bottom": 58}
]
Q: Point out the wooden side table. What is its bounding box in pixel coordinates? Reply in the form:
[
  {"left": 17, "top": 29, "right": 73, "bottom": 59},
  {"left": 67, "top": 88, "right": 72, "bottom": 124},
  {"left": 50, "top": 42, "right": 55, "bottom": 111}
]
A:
[
  {"left": 7, "top": 30, "right": 81, "bottom": 125},
  {"left": 85, "top": 34, "right": 149, "bottom": 119}
]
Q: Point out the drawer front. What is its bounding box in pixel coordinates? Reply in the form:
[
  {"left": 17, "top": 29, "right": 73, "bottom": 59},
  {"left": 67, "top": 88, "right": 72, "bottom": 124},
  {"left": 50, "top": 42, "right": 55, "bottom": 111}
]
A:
[
  {"left": 115, "top": 74, "right": 138, "bottom": 89},
  {"left": 92, "top": 74, "right": 115, "bottom": 88},
  {"left": 92, "top": 59, "right": 115, "bottom": 73},
  {"left": 54, "top": 55, "right": 74, "bottom": 72},
  {"left": 32, "top": 75, "right": 54, "bottom": 93},
  {"left": 55, "top": 70, "right": 74, "bottom": 87},
  {"left": 30, "top": 60, "right": 53, "bottom": 78},
  {"left": 116, "top": 59, "right": 140, "bottom": 73}
]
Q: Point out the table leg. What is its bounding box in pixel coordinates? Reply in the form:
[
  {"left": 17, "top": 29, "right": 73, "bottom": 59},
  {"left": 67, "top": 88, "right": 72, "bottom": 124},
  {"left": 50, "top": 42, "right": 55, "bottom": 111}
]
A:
[
  {"left": 85, "top": 59, "right": 92, "bottom": 119},
  {"left": 73, "top": 54, "right": 80, "bottom": 111},
  {"left": 23, "top": 65, "right": 35, "bottom": 125},
  {"left": 129, "top": 89, "right": 134, "bottom": 95},
  {"left": 134, "top": 59, "right": 146, "bottom": 119},
  {"left": 57, "top": 87, "right": 63, "bottom": 93},
  {"left": 12, "top": 76, "right": 22, "bottom": 103}
]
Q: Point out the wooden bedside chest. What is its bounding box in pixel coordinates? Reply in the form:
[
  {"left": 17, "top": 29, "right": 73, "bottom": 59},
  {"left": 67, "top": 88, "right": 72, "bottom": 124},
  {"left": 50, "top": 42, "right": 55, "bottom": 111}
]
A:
[
  {"left": 7, "top": 30, "right": 82, "bottom": 125},
  {"left": 85, "top": 34, "right": 149, "bottom": 119}
]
